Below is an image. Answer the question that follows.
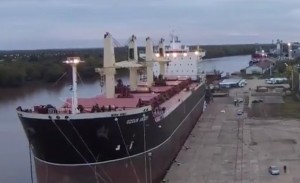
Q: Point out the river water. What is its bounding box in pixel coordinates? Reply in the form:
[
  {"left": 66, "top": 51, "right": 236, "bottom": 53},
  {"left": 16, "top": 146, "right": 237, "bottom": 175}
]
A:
[{"left": 0, "top": 55, "right": 250, "bottom": 183}]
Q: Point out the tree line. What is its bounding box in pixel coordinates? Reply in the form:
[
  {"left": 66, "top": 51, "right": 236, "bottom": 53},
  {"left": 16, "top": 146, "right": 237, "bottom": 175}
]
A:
[
  {"left": 199, "top": 44, "right": 273, "bottom": 58},
  {"left": 0, "top": 54, "right": 103, "bottom": 87},
  {"left": 0, "top": 44, "right": 274, "bottom": 88}
]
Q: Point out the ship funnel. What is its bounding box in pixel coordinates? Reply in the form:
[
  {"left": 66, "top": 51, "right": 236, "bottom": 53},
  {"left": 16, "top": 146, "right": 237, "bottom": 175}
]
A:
[
  {"left": 146, "top": 37, "right": 154, "bottom": 86},
  {"left": 101, "top": 32, "right": 116, "bottom": 98},
  {"left": 128, "top": 35, "right": 138, "bottom": 61},
  {"left": 158, "top": 38, "right": 165, "bottom": 57}
]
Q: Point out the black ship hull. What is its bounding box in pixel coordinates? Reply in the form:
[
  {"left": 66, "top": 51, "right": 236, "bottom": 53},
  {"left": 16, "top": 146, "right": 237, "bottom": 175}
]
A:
[{"left": 18, "top": 84, "right": 206, "bottom": 183}]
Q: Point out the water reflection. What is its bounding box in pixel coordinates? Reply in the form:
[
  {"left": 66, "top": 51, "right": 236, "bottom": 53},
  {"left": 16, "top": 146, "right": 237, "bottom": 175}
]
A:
[
  {"left": 201, "top": 55, "right": 250, "bottom": 74},
  {"left": 0, "top": 84, "right": 64, "bottom": 103}
]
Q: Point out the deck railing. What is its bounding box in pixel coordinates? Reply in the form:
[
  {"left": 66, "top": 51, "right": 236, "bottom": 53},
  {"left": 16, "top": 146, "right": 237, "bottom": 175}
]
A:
[{"left": 17, "top": 105, "right": 140, "bottom": 115}]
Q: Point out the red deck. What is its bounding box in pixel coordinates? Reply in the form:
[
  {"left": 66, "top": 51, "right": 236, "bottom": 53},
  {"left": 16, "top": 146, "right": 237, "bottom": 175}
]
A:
[
  {"left": 61, "top": 78, "right": 193, "bottom": 112},
  {"left": 151, "top": 86, "right": 173, "bottom": 93},
  {"left": 64, "top": 97, "right": 141, "bottom": 109},
  {"left": 22, "top": 77, "right": 198, "bottom": 115}
]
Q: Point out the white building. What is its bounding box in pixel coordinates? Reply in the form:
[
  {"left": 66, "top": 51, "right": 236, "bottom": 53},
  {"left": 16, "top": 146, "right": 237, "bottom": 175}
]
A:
[
  {"left": 246, "top": 65, "right": 265, "bottom": 74},
  {"left": 245, "top": 60, "right": 273, "bottom": 75}
]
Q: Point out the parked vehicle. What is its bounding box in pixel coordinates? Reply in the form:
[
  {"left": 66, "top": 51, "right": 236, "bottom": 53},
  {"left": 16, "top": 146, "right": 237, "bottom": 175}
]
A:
[
  {"left": 238, "top": 79, "right": 247, "bottom": 87},
  {"left": 265, "top": 79, "right": 272, "bottom": 84},
  {"left": 237, "top": 97, "right": 244, "bottom": 103},
  {"left": 269, "top": 166, "right": 280, "bottom": 175},
  {"left": 265, "top": 78, "right": 288, "bottom": 84},
  {"left": 237, "top": 109, "right": 243, "bottom": 115}
]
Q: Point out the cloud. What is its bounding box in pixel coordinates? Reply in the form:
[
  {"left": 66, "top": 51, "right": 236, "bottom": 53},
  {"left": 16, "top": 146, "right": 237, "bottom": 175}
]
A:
[{"left": 0, "top": 0, "right": 300, "bottom": 49}]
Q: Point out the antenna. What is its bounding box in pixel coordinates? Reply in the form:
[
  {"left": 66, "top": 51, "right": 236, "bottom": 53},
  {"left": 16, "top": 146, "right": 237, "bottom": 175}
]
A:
[
  {"left": 63, "top": 57, "right": 84, "bottom": 114},
  {"left": 170, "top": 29, "right": 175, "bottom": 42}
]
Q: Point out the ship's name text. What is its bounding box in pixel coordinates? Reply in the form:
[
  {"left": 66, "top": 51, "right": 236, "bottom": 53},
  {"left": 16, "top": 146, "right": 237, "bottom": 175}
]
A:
[
  {"left": 111, "top": 113, "right": 126, "bottom": 117},
  {"left": 126, "top": 115, "right": 149, "bottom": 125}
]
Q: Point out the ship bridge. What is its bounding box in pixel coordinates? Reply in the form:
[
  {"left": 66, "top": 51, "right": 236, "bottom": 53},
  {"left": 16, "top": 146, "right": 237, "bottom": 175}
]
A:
[{"left": 153, "top": 33, "right": 206, "bottom": 81}]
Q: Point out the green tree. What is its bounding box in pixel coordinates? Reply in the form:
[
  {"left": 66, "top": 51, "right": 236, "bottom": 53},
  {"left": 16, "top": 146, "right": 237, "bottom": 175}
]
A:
[{"left": 42, "top": 64, "right": 65, "bottom": 82}]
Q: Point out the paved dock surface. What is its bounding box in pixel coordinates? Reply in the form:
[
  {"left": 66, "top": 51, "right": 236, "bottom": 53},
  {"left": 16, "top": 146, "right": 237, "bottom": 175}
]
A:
[{"left": 164, "top": 82, "right": 300, "bottom": 183}]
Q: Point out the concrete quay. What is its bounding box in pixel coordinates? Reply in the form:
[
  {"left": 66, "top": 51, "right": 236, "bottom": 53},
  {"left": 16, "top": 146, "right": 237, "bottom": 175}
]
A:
[{"left": 163, "top": 81, "right": 300, "bottom": 183}]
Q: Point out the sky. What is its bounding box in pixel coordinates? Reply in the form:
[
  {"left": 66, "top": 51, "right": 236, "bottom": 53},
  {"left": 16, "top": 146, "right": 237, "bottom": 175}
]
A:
[{"left": 0, "top": 0, "right": 300, "bottom": 50}]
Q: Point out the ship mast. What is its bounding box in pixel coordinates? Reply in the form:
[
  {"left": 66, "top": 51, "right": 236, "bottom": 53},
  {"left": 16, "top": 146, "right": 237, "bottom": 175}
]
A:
[
  {"left": 145, "top": 37, "right": 154, "bottom": 87},
  {"left": 128, "top": 35, "right": 139, "bottom": 91},
  {"left": 128, "top": 35, "right": 138, "bottom": 62},
  {"left": 95, "top": 32, "right": 116, "bottom": 98},
  {"left": 96, "top": 33, "right": 143, "bottom": 96},
  {"left": 170, "top": 31, "right": 175, "bottom": 50},
  {"left": 158, "top": 38, "right": 167, "bottom": 76},
  {"left": 63, "top": 57, "right": 84, "bottom": 114}
]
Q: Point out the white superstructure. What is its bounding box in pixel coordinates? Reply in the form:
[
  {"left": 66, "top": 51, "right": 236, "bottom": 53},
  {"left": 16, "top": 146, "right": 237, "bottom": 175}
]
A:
[{"left": 153, "top": 33, "right": 205, "bottom": 81}]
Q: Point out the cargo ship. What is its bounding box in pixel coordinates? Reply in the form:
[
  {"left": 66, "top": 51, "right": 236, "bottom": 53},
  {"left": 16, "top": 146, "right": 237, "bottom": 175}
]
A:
[
  {"left": 249, "top": 49, "right": 268, "bottom": 66},
  {"left": 16, "top": 32, "right": 207, "bottom": 183}
]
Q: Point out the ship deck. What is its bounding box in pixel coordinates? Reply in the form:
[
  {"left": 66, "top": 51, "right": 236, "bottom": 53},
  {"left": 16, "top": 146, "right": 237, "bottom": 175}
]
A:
[
  {"left": 64, "top": 80, "right": 199, "bottom": 112},
  {"left": 19, "top": 78, "right": 201, "bottom": 115}
]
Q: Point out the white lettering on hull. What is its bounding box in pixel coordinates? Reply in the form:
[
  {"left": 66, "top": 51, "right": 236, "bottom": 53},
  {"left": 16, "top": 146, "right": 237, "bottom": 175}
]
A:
[{"left": 126, "top": 115, "right": 149, "bottom": 125}]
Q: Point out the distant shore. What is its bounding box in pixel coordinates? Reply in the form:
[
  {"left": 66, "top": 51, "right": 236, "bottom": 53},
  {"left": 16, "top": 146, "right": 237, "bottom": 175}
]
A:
[{"left": 0, "top": 44, "right": 274, "bottom": 88}]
